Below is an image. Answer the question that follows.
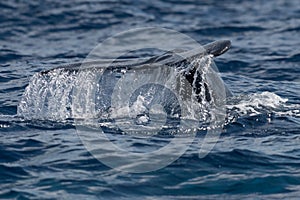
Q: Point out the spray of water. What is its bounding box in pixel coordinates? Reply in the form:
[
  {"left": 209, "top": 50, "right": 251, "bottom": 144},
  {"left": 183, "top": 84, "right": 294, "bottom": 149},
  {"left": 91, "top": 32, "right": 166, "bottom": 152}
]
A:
[{"left": 18, "top": 56, "right": 218, "bottom": 126}]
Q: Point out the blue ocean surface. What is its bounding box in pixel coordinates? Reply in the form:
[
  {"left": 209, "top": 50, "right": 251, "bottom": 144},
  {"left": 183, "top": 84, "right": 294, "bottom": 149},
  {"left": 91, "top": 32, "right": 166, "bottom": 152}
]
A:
[{"left": 1, "top": 0, "right": 300, "bottom": 199}]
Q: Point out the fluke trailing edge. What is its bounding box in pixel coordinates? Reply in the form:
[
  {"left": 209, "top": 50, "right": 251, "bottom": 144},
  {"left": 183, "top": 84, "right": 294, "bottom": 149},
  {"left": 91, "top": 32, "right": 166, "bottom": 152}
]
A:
[{"left": 41, "top": 40, "right": 231, "bottom": 74}]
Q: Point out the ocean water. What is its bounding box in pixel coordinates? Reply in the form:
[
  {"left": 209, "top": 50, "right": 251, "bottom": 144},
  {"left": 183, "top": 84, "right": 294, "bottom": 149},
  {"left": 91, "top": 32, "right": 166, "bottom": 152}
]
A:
[{"left": 1, "top": 0, "right": 300, "bottom": 199}]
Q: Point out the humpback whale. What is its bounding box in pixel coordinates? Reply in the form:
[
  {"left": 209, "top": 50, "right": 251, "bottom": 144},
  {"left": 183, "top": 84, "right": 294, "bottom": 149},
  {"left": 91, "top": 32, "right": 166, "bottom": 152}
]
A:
[
  {"left": 18, "top": 40, "right": 231, "bottom": 121},
  {"left": 41, "top": 40, "right": 232, "bottom": 96}
]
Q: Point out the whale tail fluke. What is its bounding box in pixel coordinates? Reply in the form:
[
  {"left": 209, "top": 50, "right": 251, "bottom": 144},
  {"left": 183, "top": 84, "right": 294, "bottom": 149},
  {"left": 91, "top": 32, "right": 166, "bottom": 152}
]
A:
[{"left": 204, "top": 40, "right": 231, "bottom": 57}]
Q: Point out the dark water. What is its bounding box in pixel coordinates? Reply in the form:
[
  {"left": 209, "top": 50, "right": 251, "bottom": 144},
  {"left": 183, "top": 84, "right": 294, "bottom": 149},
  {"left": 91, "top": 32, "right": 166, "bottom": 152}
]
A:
[{"left": 1, "top": 0, "right": 300, "bottom": 199}]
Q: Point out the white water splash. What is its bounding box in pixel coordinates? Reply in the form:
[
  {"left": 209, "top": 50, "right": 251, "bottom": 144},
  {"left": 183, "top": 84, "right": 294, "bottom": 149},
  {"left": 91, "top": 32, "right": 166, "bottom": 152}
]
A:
[
  {"left": 226, "top": 91, "right": 300, "bottom": 118},
  {"left": 17, "top": 68, "right": 99, "bottom": 121}
]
